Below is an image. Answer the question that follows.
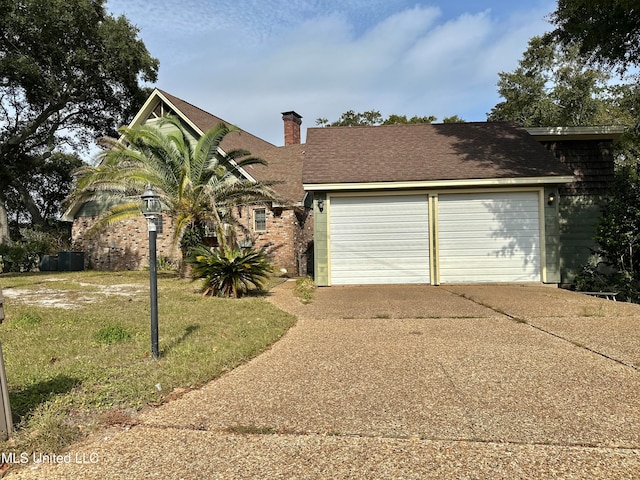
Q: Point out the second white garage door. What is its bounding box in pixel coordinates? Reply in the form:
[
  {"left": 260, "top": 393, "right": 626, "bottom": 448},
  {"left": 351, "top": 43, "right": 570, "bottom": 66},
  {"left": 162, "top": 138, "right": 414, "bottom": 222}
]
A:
[
  {"left": 330, "top": 195, "right": 430, "bottom": 285},
  {"left": 437, "top": 192, "right": 541, "bottom": 283}
]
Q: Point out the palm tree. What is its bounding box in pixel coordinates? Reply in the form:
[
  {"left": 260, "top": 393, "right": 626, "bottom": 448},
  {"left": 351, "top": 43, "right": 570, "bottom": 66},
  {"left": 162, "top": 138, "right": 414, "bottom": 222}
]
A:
[{"left": 66, "top": 116, "right": 279, "bottom": 257}]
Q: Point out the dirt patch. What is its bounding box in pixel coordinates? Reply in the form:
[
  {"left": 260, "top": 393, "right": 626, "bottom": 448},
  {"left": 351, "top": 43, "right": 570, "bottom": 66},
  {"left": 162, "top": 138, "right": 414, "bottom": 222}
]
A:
[{"left": 2, "top": 280, "right": 146, "bottom": 309}]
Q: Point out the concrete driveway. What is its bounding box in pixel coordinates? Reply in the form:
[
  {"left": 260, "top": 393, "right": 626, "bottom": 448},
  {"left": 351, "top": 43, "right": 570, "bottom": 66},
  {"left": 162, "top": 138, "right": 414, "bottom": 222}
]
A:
[{"left": 9, "top": 283, "right": 640, "bottom": 479}]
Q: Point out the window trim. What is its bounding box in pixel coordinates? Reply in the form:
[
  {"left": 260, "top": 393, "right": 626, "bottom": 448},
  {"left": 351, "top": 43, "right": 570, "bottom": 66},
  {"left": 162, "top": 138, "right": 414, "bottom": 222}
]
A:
[{"left": 254, "top": 208, "right": 267, "bottom": 232}]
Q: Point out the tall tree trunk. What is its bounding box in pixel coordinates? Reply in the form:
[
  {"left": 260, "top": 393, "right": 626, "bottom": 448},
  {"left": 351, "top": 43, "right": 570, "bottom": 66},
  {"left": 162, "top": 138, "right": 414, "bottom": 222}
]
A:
[
  {"left": 0, "top": 201, "right": 10, "bottom": 245},
  {"left": 16, "top": 184, "right": 45, "bottom": 227}
]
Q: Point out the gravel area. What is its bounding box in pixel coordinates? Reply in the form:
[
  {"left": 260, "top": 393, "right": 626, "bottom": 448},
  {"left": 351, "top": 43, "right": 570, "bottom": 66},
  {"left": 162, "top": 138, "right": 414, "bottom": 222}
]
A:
[
  {"left": 9, "top": 429, "right": 640, "bottom": 480},
  {"left": 442, "top": 284, "right": 640, "bottom": 369},
  {"left": 265, "top": 282, "right": 499, "bottom": 319},
  {"left": 6, "top": 282, "right": 640, "bottom": 479},
  {"left": 443, "top": 284, "right": 640, "bottom": 319}
]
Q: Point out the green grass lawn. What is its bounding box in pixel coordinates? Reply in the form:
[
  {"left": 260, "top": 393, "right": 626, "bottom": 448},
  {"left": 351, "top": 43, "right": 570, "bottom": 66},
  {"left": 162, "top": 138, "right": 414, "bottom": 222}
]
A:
[{"left": 0, "top": 271, "right": 295, "bottom": 455}]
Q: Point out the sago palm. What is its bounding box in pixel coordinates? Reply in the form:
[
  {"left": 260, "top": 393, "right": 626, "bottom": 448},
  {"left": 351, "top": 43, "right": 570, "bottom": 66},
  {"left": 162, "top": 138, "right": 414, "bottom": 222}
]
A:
[
  {"left": 187, "top": 245, "right": 273, "bottom": 298},
  {"left": 66, "top": 116, "right": 278, "bottom": 253}
]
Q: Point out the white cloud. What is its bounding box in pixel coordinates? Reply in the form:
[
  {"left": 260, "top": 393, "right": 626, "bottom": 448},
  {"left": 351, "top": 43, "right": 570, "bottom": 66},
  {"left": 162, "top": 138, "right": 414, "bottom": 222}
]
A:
[{"left": 105, "top": 0, "right": 556, "bottom": 146}]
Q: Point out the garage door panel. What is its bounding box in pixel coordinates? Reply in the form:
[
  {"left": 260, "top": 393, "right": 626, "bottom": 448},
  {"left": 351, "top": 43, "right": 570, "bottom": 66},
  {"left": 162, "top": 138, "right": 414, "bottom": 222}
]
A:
[
  {"left": 331, "top": 259, "right": 428, "bottom": 270},
  {"left": 440, "top": 215, "right": 539, "bottom": 226},
  {"left": 332, "top": 235, "right": 428, "bottom": 247},
  {"left": 438, "top": 192, "right": 541, "bottom": 283},
  {"left": 330, "top": 195, "right": 430, "bottom": 285},
  {"left": 332, "top": 226, "right": 428, "bottom": 238},
  {"left": 441, "top": 268, "right": 539, "bottom": 283},
  {"left": 439, "top": 247, "right": 540, "bottom": 258},
  {"left": 439, "top": 229, "right": 540, "bottom": 241},
  {"left": 332, "top": 247, "right": 428, "bottom": 259},
  {"left": 328, "top": 191, "right": 541, "bottom": 285},
  {"left": 331, "top": 273, "right": 429, "bottom": 284}
]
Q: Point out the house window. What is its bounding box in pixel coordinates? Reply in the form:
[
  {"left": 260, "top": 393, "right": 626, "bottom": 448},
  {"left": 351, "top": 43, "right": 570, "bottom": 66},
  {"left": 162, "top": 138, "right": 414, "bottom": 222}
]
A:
[{"left": 254, "top": 209, "right": 267, "bottom": 232}]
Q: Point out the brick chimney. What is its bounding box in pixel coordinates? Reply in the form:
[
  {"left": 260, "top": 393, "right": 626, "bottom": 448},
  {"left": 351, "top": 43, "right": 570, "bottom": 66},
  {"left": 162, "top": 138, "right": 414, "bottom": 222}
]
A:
[{"left": 282, "top": 111, "right": 302, "bottom": 145}]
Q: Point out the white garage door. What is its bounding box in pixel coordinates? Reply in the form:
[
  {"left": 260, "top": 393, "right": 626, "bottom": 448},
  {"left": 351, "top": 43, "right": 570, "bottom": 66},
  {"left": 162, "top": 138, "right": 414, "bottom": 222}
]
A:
[
  {"left": 438, "top": 192, "right": 541, "bottom": 283},
  {"left": 330, "top": 195, "right": 430, "bottom": 285}
]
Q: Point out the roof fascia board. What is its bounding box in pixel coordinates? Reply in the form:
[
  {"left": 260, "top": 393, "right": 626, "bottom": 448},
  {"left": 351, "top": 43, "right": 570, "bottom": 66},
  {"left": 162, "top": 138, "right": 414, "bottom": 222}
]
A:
[
  {"left": 303, "top": 176, "right": 575, "bottom": 191},
  {"left": 154, "top": 90, "right": 205, "bottom": 136},
  {"left": 126, "top": 88, "right": 164, "bottom": 129},
  {"left": 526, "top": 126, "right": 626, "bottom": 141}
]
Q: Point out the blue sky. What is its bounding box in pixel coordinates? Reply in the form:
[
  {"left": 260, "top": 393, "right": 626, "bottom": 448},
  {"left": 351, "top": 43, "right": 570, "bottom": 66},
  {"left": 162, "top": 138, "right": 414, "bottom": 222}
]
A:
[{"left": 106, "top": 0, "right": 557, "bottom": 146}]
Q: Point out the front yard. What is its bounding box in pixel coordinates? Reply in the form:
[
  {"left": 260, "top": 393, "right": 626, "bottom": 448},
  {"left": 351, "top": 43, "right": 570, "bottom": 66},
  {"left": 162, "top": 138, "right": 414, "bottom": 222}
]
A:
[{"left": 0, "top": 271, "right": 295, "bottom": 457}]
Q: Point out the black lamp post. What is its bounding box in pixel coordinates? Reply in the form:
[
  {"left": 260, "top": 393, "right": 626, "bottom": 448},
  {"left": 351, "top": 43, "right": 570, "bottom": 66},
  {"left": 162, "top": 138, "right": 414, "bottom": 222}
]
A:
[{"left": 141, "top": 185, "right": 161, "bottom": 360}]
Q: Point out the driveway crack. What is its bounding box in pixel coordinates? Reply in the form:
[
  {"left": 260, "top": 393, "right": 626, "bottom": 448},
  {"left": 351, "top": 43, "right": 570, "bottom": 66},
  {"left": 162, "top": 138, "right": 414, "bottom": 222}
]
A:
[
  {"left": 138, "top": 422, "right": 640, "bottom": 450},
  {"left": 436, "top": 360, "right": 479, "bottom": 439},
  {"left": 443, "top": 288, "right": 639, "bottom": 373}
]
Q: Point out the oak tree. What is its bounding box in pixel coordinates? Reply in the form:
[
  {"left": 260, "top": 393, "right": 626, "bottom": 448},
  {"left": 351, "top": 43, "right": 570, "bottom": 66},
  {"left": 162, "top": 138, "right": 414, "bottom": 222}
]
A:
[
  {"left": 0, "top": 0, "right": 159, "bottom": 243},
  {"left": 551, "top": 0, "right": 640, "bottom": 73}
]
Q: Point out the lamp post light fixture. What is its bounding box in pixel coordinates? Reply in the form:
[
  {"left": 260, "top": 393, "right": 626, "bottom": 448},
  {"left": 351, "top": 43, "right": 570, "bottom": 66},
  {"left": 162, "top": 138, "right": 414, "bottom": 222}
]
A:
[{"left": 141, "top": 185, "right": 162, "bottom": 360}]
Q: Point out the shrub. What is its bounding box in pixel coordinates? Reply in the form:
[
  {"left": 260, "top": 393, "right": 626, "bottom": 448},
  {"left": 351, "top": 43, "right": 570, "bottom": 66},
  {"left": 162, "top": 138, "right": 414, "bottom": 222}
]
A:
[
  {"left": 294, "top": 276, "right": 316, "bottom": 304},
  {"left": 577, "top": 165, "right": 640, "bottom": 302},
  {"left": 188, "top": 246, "right": 273, "bottom": 298},
  {"left": 575, "top": 258, "right": 639, "bottom": 302},
  {"left": 0, "top": 242, "right": 34, "bottom": 272},
  {"left": 0, "top": 227, "right": 69, "bottom": 273},
  {"left": 156, "top": 255, "right": 178, "bottom": 272}
]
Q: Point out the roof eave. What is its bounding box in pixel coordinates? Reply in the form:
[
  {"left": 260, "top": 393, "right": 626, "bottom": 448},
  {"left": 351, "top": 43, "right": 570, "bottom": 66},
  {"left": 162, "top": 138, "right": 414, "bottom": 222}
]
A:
[
  {"left": 526, "top": 126, "right": 626, "bottom": 141},
  {"left": 303, "top": 176, "right": 575, "bottom": 191}
]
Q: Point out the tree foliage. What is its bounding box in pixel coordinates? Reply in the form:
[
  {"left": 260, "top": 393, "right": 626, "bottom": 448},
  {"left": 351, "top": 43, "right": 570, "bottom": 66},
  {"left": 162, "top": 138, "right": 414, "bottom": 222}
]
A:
[
  {"left": 442, "top": 115, "right": 466, "bottom": 124},
  {"left": 0, "top": 227, "right": 70, "bottom": 272},
  {"left": 551, "top": 0, "right": 640, "bottom": 73},
  {"left": 315, "top": 110, "right": 461, "bottom": 127},
  {"left": 66, "top": 117, "right": 280, "bottom": 256},
  {"left": 0, "top": 0, "right": 159, "bottom": 242},
  {"left": 576, "top": 165, "right": 640, "bottom": 301},
  {"left": 488, "top": 35, "right": 619, "bottom": 127},
  {"left": 489, "top": 31, "right": 640, "bottom": 299},
  {"left": 595, "top": 165, "right": 640, "bottom": 276},
  {"left": 4, "top": 152, "right": 83, "bottom": 231}
]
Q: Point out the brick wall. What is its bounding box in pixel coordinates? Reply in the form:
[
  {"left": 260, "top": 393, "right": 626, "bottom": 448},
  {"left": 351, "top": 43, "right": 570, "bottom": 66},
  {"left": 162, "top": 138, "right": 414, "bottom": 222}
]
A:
[
  {"left": 282, "top": 112, "right": 302, "bottom": 146},
  {"left": 72, "top": 216, "right": 181, "bottom": 270},
  {"left": 234, "top": 205, "right": 314, "bottom": 275},
  {"left": 72, "top": 206, "right": 314, "bottom": 274}
]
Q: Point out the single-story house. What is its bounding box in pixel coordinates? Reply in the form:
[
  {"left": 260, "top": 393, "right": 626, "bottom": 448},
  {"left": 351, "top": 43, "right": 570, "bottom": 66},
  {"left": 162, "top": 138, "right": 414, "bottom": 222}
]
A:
[
  {"left": 302, "top": 122, "right": 621, "bottom": 286},
  {"left": 65, "top": 89, "right": 313, "bottom": 275},
  {"left": 66, "top": 89, "right": 621, "bottom": 286}
]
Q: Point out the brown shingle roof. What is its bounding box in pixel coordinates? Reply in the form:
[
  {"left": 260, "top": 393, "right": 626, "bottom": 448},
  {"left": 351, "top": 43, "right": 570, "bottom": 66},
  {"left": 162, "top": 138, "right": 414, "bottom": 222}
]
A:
[
  {"left": 302, "top": 122, "right": 574, "bottom": 185},
  {"left": 157, "top": 89, "right": 275, "bottom": 156},
  {"left": 245, "top": 144, "right": 306, "bottom": 202},
  {"left": 157, "top": 90, "right": 304, "bottom": 202}
]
